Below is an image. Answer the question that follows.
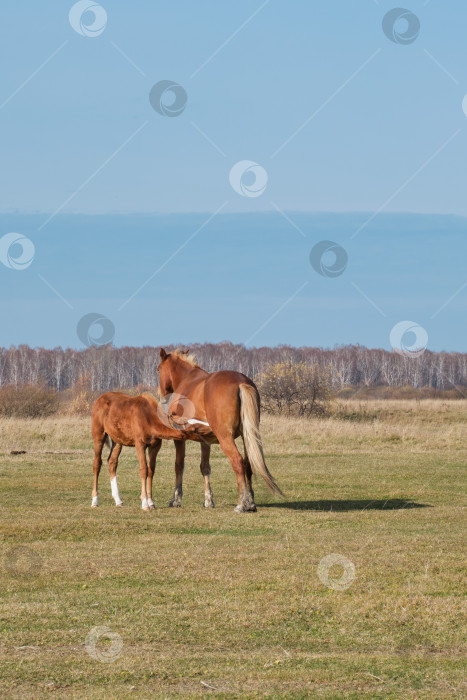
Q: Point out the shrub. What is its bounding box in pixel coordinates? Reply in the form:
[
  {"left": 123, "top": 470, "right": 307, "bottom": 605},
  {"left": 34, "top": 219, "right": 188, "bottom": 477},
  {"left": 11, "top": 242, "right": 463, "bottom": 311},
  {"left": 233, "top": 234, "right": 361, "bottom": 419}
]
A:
[
  {"left": 62, "top": 375, "right": 99, "bottom": 416},
  {"left": 0, "top": 384, "right": 59, "bottom": 418},
  {"left": 256, "top": 362, "right": 335, "bottom": 416}
]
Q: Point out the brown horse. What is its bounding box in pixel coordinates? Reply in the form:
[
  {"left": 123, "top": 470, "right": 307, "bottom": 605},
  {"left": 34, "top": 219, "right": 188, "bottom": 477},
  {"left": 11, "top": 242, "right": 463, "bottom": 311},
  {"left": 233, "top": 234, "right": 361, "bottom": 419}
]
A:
[
  {"left": 157, "top": 349, "right": 283, "bottom": 512},
  {"left": 91, "top": 391, "right": 214, "bottom": 510}
]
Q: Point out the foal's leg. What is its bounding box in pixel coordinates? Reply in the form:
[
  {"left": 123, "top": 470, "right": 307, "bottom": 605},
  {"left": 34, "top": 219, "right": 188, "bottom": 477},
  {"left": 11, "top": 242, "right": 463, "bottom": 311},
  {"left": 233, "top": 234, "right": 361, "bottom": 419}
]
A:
[
  {"left": 200, "top": 442, "right": 214, "bottom": 508},
  {"left": 136, "top": 441, "right": 150, "bottom": 511},
  {"left": 169, "top": 440, "right": 185, "bottom": 507},
  {"left": 108, "top": 441, "right": 123, "bottom": 506},
  {"left": 91, "top": 432, "right": 105, "bottom": 507},
  {"left": 146, "top": 440, "right": 162, "bottom": 510},
  {"left": 216, "top": 432, "right": 256, "bottom": 513}
]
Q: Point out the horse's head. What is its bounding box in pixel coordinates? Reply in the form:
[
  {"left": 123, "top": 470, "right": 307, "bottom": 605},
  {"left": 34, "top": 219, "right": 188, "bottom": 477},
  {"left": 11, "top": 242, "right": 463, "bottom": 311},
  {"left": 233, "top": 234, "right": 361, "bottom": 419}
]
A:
[
  {"left": 157, "top": 348, "right": 173, "bottom": 396},
  {"left": 158, "top": 347, "right": 193, "bottom": 396}
]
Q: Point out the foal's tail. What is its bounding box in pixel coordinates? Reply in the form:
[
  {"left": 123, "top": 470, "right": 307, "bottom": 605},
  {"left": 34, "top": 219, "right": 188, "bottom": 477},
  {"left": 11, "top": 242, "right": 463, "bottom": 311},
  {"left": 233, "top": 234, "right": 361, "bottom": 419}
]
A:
[{"left": 239, "top": 383, "right": 284, "bottom": 497}]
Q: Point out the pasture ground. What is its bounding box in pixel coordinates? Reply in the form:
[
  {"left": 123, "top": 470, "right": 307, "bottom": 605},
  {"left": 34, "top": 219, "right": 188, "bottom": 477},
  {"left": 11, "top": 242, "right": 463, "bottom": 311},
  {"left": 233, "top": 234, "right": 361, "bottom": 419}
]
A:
[{"left": 0, "top": 400, "right": 465, "bottom": 698}]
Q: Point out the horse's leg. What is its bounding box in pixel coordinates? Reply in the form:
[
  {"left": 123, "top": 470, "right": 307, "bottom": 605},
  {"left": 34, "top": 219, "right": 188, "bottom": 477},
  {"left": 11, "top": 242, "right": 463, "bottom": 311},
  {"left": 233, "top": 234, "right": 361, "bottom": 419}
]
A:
[
  {"left": 108, "top": 441, "right": 123, "bottom": 506},
  {"left": 91, "top": 432, "right": 105, "bottom": 507},
  {"left": 200, "top": 442, "right": 214, "bottom": 508},
  {"left": 242, "top": 437, "right": 254, "bottom": 505},
  {"left": 136, "top": 441, "right": 150, "bottom": 511},
  {"left": 146, "top": 440, "right": 162, "bottom": 510},
  {"left": 169, "top": 439, "right": 185, "bottom": 507},
  {"left": 216, "top": 432, "right": 256, "bottom": 513}
]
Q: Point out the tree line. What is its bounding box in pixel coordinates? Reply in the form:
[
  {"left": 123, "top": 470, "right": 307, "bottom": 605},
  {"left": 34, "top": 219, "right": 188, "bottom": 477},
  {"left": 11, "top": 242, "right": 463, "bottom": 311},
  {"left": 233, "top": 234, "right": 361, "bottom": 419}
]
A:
[{"left": 0, "top": 343, "right": 465, "bottom": 393}]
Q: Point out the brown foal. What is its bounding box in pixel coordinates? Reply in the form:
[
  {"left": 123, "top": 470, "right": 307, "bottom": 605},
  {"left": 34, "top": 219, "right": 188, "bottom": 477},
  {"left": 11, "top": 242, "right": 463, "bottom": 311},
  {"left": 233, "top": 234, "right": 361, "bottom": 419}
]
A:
[{"left": 91, "top": 391, "right": 214, "bottom": 510}]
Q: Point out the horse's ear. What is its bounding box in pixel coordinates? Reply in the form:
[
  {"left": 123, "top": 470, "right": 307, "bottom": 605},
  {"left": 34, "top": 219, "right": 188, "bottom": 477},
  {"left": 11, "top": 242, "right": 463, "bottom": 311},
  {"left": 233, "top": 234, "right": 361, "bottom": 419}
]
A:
[
  {"left": 160, "top": 348, "right": 168, "bottom": 360},
  {"left": 183, "top": 349, "right": 190, "bottom": 355}
]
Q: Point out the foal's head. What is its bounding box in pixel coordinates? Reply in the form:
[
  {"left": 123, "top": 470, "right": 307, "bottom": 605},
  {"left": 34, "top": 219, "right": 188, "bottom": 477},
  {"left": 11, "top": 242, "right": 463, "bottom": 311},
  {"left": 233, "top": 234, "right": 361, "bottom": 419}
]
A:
[{"left": 158, "top": 348, "right": 196, "bottom": 396}]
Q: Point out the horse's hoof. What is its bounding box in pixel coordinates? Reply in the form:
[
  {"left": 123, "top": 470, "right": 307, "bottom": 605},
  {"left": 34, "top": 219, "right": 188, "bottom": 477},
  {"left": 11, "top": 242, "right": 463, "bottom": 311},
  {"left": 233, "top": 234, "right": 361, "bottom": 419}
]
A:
[
  {"left": 91, "top": 504, "right": 99, "bottom": 508},
  {"left": 234, "top": 503, "right": 257, "bottom": 513},
  {"left": 115, "top": 502, "right": 124, "bottom": 507},
  {"left": 169, "top": 500, "right": 182, "bottom": 508},
  {"left": 204, "top": 500, "right": 215, "bottom": 508},
  {"left": 148, "top": 504, "right": 156, "bottom": 510}
]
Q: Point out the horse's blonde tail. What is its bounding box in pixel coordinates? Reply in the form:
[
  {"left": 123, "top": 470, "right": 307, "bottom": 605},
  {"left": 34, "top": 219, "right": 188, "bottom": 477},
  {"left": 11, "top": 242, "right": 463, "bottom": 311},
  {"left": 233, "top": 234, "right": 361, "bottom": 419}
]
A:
[{"left": 239, "top": 384, "right": 284, "bottom": 497}]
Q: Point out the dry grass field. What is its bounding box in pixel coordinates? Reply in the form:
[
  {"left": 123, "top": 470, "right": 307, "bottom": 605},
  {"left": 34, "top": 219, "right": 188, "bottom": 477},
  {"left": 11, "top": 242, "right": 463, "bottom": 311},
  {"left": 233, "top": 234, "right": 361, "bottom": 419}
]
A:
[{"left": 0, "top": 400, "right": 466, "bottom": 698}]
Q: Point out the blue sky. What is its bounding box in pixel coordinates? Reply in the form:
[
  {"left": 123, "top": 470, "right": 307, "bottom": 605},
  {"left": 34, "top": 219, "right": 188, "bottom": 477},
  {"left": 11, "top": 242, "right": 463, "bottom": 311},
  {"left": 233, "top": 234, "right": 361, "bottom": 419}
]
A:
[{"left": 0, "top": 1, "right": 466, "bottom": 350}]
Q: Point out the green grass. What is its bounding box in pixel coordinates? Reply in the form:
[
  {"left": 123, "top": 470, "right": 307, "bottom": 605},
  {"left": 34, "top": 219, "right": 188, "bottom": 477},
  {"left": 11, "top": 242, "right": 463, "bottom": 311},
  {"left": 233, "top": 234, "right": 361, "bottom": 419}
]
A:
[{"left": 0, "top": 402, "right": 466, "bottom": 698}]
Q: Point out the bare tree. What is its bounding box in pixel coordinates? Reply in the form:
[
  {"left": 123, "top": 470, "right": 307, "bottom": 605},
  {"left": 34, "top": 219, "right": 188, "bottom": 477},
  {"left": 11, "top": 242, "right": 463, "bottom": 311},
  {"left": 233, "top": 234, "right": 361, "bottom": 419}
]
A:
[{"left": 0, "top": 343, "right": 465, "bottom": 393}]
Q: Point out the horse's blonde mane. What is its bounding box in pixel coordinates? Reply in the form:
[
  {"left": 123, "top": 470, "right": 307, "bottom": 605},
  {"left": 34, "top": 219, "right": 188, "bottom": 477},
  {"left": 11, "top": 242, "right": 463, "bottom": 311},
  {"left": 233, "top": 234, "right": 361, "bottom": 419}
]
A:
[{"left": 172, "top": 348, "right": 198, "bottom": 367}]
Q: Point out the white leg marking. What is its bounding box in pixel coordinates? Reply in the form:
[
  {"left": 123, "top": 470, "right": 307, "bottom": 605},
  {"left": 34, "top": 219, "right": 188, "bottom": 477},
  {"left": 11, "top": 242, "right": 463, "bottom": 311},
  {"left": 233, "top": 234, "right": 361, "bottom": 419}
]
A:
[
  {"left": 91, "top": 495, "right": 99, "bottom": 508},
  {"left": 147, "top": 498, "right": 155, "bottom": 509},
  {"left": 110, "top": 476, "right": 123, "bottom": 506},
  {"left": 203, "top": 475, "right": 214, "bottom": 508},
  {"left": 141, "top": 497, "right": 150, "bottom": 510}
]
